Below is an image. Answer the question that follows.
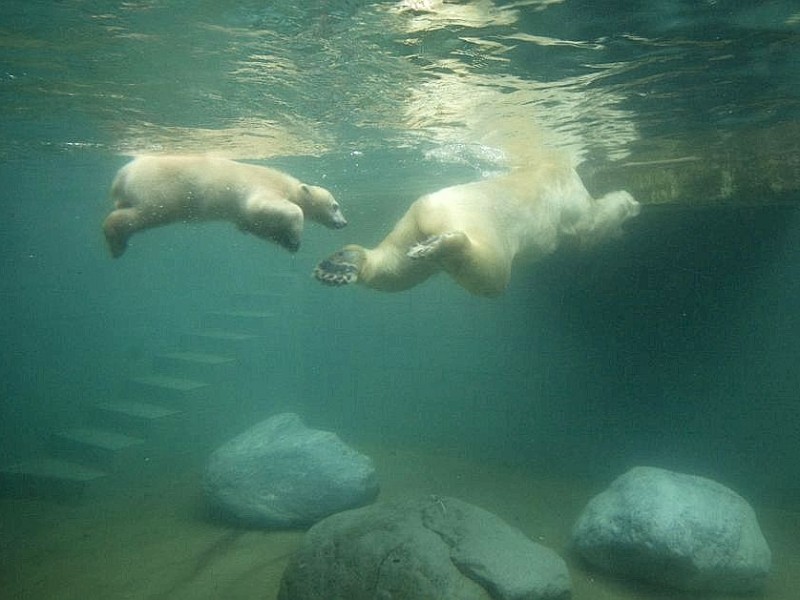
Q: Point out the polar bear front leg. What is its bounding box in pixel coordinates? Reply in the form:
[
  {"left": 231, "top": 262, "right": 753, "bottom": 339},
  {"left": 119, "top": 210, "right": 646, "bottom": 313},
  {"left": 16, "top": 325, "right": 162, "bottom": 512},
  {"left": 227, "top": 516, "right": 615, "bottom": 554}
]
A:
[
  {"left": 406, "top": 231, "right": 469, "bottom": 260},
  {"left": 103, "top": 207, "right": 141, "bottom": 258},
  {"left": 240, "top": 199, "right": 304, "bottom": 252},
  {"left": 314, "top": 245, "right": 366, "bottom": 286}
]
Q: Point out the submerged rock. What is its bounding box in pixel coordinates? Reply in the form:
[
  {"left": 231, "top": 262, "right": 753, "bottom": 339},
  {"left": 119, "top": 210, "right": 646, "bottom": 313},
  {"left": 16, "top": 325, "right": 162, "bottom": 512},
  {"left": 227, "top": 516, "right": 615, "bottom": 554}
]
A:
[
  {"left": 571, "top": 466, "right": 771, "bottom": 593},
  {"left": 203, "top": 412, "right": 378, "bottom": 528},
  {"left": 279, "top": 495, "right": 571, "bottom": 600}
]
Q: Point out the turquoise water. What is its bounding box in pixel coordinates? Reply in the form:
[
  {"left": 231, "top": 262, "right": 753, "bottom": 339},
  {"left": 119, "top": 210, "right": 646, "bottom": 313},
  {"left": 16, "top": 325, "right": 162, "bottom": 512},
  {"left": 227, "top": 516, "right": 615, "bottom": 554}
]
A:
[{"left": 1, "top": 1, "right": 799, "bottom": 598}]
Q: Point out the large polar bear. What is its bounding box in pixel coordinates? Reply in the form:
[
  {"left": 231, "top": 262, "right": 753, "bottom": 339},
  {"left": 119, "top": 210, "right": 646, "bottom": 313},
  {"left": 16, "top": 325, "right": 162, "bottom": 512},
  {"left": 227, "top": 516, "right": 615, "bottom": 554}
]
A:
[
  {"left": 103, "top": 156, "right": 347, "bottom": 257},
  {"left": 314, "top": 157, "right": 639, "bottom": 297}
]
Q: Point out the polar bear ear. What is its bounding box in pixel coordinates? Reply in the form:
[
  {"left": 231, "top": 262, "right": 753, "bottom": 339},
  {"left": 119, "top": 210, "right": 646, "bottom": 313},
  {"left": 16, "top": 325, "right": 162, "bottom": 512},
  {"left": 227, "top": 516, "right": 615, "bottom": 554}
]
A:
[{"left": 300, "top": 184, "right": 310, "bottom": 195}]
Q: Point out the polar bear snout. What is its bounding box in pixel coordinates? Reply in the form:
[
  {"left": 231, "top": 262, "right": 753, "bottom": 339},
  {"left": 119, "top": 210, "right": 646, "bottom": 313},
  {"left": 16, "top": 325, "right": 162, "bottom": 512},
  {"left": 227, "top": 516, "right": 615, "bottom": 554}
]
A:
[
  {"left": 329, "top": 211, "right": 348, "bottom": 229},
  {"left": 317, "top": 205, "right": 347, "bottom": 230},
  {"left": 318, "top": 198, "right": 347, "bottom": 229},
  {"left": 301, "top": 184, "right": 348, "bottom": 230}
]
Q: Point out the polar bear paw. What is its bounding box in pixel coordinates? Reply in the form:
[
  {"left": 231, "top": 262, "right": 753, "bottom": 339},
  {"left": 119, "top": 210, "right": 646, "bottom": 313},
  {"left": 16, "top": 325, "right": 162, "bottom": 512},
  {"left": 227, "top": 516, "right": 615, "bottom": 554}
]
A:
[
  {"left": 313, "top": 248, "right": 362, "bottom": 286},
  {"left": 407, "top": 232, "right": 467, "bottom": 260}
]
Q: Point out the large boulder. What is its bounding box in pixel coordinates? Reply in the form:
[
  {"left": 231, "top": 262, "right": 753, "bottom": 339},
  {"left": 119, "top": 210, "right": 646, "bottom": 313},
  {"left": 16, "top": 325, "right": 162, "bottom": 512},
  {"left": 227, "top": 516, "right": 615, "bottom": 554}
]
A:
[
  {"left": 279, "top": 495, "right": 571, "bottom": 600},
  {"left": 203, "top": 412, "right": 378, "bottom": 527},
  {"left": 571, "top": 466, "right": 771, "bottom": 593}
]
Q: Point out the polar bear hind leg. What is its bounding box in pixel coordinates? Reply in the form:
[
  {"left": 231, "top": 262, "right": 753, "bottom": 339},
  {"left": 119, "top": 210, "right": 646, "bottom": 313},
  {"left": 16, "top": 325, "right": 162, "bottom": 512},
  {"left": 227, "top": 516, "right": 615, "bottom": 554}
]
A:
[{"left": 590, "top": 190, "right": 640, "bottom": 241}]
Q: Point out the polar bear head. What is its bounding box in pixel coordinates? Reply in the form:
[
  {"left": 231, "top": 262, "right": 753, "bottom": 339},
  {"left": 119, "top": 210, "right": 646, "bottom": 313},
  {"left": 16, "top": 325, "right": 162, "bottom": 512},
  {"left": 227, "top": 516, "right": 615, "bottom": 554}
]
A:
[{"left": 299, "top": 184, "right": 348, "bottom": 230}]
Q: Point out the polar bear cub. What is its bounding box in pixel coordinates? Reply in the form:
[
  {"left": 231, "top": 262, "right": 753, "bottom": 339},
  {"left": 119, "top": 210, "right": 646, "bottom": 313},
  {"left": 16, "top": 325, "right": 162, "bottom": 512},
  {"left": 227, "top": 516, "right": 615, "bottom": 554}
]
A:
[
  {"left": 314, "top": 159, "right": 639, "bottom": 297},
  {"left": 103, "top": 156, "right": 346, "bottom": 257}
]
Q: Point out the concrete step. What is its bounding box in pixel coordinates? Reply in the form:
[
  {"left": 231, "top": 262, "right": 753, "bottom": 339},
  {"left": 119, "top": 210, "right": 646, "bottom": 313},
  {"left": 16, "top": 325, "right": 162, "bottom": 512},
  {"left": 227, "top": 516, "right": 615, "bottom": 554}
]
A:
[
  {"left": 49, "top": 428, "right": 146, "bottom": 471},
  {"left": 180, "top": 329, "right": 263, "bottom": 358},
  {"left": 89, "top": 400, "right": 183, "bottom": 439},
  {"left": 153, "top": 351, "right": 238, "bottom": 382},
  {"left": 0, "top": 458, "right": 108, "bottom": 503},
  {"left": 126, "top": 374, "right": 211, "bottom": 406},
  {"left": 88, "top": 399, "right": 222, "bottom": 467}
]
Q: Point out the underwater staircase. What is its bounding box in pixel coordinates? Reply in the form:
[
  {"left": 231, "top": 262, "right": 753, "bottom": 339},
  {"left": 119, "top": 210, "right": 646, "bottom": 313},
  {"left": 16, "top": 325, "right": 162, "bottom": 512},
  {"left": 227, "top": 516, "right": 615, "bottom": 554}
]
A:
[{"left": 0, "top": 283, "right": 296, "bottom": 503}]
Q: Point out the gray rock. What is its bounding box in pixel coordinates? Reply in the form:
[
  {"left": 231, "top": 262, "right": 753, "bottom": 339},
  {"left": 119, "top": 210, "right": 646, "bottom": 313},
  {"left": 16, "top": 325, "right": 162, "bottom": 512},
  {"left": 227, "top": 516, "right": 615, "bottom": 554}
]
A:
[
  {"left": 203, "top": 413, "right": 378, "bottom": 527},
  {"left": 279, "top": 495, "right": 571, "bottom": 600},
  {"left": 571, "top": 466, "right": 771, "bottom": 593}
]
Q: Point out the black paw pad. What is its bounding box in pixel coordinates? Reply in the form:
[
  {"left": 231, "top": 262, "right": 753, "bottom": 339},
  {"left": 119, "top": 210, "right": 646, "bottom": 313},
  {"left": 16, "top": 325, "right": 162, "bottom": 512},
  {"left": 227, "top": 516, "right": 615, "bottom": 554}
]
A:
[{"left": 313, "top": 258, "right": 358, "bottom": 286}]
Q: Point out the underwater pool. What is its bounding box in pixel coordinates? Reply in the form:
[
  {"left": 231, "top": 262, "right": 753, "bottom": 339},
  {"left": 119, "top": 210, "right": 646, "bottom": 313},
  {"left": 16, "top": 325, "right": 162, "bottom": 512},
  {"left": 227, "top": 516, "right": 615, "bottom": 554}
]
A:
[{"left": 1, "top": 1, "right": 798, "bottom": 598}]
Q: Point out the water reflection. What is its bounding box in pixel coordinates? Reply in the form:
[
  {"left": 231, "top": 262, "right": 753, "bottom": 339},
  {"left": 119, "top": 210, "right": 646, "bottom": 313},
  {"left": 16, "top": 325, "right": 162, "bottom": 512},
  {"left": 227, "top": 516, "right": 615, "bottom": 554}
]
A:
[{"left": 0, "top": 0, "right": 796, "bottom": 183}]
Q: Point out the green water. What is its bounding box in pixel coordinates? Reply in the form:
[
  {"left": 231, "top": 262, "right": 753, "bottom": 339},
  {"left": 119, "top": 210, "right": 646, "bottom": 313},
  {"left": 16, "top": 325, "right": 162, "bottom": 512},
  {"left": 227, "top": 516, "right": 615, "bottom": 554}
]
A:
[{"left": 1, "top": 1, "right": 799, "bottom": 598}]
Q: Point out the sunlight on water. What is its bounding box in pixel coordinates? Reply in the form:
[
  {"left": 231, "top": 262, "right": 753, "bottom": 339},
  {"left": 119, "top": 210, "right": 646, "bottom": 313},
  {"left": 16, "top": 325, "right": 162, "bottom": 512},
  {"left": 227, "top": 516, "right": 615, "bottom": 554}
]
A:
[{"left": 1, "top": 0, "right": 795, "bottom": 168}]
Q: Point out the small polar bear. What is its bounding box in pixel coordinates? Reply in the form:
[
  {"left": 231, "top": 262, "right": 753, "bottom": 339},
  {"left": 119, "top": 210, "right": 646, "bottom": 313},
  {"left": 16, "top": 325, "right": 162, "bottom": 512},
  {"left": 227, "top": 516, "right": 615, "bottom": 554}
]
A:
[
  {"left": 102, "top": 156, "right": 347, "bottom": 257},
  {"left": 314, "top": 157, "right": 639, "bottom": 297}
]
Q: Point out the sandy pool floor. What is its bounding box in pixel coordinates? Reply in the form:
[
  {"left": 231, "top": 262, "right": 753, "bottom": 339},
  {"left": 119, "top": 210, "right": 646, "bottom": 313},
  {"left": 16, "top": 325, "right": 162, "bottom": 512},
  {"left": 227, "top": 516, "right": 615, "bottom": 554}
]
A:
[{"left": 1, "top": 445, "right": 797, "bottom": 600}]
